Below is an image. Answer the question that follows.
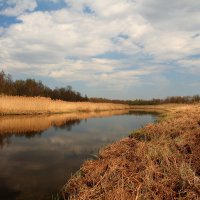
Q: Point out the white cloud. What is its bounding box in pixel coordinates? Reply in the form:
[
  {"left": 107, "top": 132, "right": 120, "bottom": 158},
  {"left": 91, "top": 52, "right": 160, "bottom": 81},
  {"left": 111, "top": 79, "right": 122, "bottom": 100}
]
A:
[
  {"left": 66, "top": 0, "right": 136, "bottom": 18},
  {"left": 0, "top": 0, "right": 37, "bottom": 16},
  {"left": 137, "top": 0, "right": 200, "bottom": 31},
  {"left": 0, "top": 0, "right": 200, "bottom": 97}
]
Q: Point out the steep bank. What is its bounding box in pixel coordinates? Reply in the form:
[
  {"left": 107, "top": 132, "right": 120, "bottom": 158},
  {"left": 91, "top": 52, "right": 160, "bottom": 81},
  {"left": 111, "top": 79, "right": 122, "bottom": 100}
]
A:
[
  {"left": 62, "top": 104, "right": 200, "bottom": 199},
  {"left": 0, "top": 96, "right": 129, "bottom": 115}
]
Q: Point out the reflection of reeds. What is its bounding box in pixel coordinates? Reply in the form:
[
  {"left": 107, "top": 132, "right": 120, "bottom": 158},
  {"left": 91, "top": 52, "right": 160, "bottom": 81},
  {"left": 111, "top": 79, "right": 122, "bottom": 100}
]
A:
[
  {"left": 0, "top": 96, "right": 129, "bottom": 115},
  {"left": 0, "top": 110, "right": 130, "bottom": 135}
]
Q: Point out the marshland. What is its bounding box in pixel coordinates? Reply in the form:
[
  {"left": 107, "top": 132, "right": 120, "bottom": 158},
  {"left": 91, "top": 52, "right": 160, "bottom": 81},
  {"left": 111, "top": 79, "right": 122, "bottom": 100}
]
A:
[
  {"left": 0, "top": 72, "right": 200, "bottom": 200},
  {"left": 1, "top": 1, "right": 200, "bottom": 199}
]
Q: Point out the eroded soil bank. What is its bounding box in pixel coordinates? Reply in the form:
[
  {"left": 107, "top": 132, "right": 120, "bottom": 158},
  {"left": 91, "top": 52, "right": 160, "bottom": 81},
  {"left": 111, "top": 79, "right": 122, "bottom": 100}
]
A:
[{"left": 62, "top": 104, "right": 200, "bottom": 200}]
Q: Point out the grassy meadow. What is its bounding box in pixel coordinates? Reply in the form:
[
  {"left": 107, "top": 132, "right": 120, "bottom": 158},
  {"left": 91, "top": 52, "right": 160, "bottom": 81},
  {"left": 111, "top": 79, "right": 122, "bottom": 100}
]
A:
[
  {"left": 63, "top": 104, "right": 200, "bottom": 199},
  {"left": 0, "top": 95, "right": 129, "bottom": 115}
]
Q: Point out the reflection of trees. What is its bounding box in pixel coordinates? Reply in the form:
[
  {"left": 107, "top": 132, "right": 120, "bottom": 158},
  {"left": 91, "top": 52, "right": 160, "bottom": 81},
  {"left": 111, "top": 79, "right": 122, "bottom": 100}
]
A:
[
  {"left": 0, "top": 131, "right": 43, "bottom": 148},
  {"left": 54, "top": 119, "right": 81, "bottom": 131},
  {"left": 0, "top": 136, "right": 10, "bottom": 148},
  {"left": 0, "top": 119, "right": 82, "bottom": 148},
  {"left": 24, "top": 131, "right": 43, "bottom": 138}
]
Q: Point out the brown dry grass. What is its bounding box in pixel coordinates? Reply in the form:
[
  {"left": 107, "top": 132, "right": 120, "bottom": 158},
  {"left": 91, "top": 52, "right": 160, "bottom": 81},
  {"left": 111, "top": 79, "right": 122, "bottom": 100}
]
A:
[
  {"left": 0, "top": 95, "right": 129, "bottom": 115},
  {"left": 62, "top": 104, "right": 200, "bottom": 200}
]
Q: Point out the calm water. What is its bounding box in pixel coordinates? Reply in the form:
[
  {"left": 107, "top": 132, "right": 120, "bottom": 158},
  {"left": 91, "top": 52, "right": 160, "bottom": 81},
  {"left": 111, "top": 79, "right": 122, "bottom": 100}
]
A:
[{"left": 0, "top": 110, "right": 157, "bottom": 200}]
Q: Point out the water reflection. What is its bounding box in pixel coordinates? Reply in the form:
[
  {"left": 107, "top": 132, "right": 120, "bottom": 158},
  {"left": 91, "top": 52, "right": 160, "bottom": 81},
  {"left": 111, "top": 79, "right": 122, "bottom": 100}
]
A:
[
  {"left": 0, "top": 110, "right": 131, "bottom": 148},
  {"left": 0, "top": 110, "right": 157, "bottom": 200}
]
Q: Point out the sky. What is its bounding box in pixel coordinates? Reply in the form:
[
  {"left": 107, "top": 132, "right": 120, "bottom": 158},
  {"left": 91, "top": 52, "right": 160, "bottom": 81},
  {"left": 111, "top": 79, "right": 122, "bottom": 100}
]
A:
[{"left": 0, "top": 0, "right": 200, "bottom": 99}]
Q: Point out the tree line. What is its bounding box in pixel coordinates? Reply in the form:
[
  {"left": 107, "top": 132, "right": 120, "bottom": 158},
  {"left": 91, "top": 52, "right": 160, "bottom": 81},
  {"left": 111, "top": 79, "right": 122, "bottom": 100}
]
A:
[
  {"left": 0, "top": 70, "right": 88, "bottom": 101},
  {"left": 90, "top": 96, "right": 200, "bottom": 105},
  {"left": 1, "top": 70, "right": 200, "bottom": 104}
]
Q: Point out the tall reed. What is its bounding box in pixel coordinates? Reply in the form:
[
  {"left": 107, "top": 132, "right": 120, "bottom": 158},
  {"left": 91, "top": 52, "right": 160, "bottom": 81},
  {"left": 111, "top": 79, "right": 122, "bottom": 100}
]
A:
[{"left": 0, "top": 95, "right": 129, "bottom": 115}]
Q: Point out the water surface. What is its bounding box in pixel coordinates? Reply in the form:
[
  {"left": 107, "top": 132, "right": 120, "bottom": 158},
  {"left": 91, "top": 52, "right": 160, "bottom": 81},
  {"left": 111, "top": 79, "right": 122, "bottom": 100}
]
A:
[{"left": 0, "top": 110, "right": 157, "bottom": 200}]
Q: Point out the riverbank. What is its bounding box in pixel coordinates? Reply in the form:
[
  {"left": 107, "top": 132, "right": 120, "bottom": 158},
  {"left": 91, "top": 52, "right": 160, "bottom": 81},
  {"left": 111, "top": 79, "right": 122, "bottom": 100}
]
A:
[
  {"left": 62, "top": 104, "right": 200, "bottom": 199},
  {"left": 0, "top": 96, "right": 129, "bottom": 115}
]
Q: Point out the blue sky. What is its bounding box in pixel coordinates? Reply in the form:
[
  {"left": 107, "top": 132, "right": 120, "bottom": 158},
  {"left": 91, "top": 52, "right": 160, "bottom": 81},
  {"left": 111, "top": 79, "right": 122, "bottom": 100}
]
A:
[{"left": 0, "top": 0, "right": 200, "bottom": 99}]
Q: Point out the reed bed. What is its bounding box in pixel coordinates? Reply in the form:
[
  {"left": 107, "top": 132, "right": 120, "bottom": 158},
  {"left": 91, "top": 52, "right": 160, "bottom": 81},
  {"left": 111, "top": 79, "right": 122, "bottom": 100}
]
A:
[
  {"left": 63, "top": 104, "right": 200, "bottom": 200},
  {"left": 0, "top": 96, "right": 129, "bottom": 115}
]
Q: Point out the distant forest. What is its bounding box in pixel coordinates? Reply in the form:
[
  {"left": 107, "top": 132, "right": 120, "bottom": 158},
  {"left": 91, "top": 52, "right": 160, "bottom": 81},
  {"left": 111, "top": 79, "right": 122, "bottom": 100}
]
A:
[
  {"left": 90, "top": 96, "right": 200, "bottom": 105},
  {"left": 0, "top": 70, "right": 88, "bottom": 102},
  {"left": 1, "top": 70, "right": 200, "bottom": 104}
]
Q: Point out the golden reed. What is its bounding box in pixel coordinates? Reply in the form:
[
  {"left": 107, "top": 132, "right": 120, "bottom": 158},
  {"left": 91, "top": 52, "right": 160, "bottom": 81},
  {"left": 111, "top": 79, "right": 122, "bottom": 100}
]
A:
[{"left": 0, "top": 95, "right": 129, "bottom": 115}]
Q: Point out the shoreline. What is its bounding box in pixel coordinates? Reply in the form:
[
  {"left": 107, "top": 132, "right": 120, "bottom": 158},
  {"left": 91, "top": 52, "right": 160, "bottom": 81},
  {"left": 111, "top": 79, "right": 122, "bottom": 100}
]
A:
[
  {"left": 0, "top": 109, "right": 130, "bottom": 116},
  {"left": 0, "top": 108, "right": 162, "bottom": 117},
  {"left": 62, "top": 104, "right": 200, "bottom": 199}
]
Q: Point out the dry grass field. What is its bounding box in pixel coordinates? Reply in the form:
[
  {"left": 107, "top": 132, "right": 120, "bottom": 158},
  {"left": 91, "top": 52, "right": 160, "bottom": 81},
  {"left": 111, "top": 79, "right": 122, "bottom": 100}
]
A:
[
  {"left": 0, "top": 95, "right": 129, "bottom": 115},
  {"left": 63, "top": 104, "right": 200, "bottom": 200}
]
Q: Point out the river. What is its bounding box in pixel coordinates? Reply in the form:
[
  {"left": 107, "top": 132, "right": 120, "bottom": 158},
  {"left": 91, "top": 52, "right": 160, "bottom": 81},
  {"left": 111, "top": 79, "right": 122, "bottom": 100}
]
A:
[{"left": 0, "top": 110, "right": 157, "bottom": 200}]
